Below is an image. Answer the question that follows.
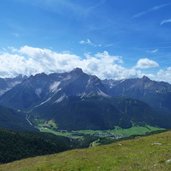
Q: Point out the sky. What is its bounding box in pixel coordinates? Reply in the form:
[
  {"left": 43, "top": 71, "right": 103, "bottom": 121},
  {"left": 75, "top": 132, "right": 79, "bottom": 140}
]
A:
[{"left": 0, "top": 0, "right": 171, "bottom": 82}]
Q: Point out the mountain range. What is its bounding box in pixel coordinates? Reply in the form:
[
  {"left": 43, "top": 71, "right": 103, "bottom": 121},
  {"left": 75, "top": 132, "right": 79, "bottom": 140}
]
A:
[{"left": 0, "top": 68, "right": 171, "bottom": 130}]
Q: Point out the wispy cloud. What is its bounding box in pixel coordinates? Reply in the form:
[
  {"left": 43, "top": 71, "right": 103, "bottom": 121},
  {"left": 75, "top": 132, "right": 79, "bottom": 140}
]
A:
[
  {"left": 79, "top": 39, "right": 102, "bottom": 47},
  {"left": 104, "top": 44, "right": 114, "bottom": 48},
  {"left": 147, "top": 49, "right": 158, "bottom": 54},
  {"left": 160, "top": 19, "right": 171, "bottom": 25},
  {"left": 83, "top": 0, "right": 107, "bottom": 16},
  {"left": 133, "top": 3, "right": 171, "bottom": 19},
  {"left": 25, "top": 0, "right": 105, "bottom": 18}
]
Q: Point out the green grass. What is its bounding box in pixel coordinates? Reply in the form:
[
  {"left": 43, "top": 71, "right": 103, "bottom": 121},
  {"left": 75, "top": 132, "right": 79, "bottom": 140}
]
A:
[
  {"left": 1, "top": 130, "right": 171, "bottom": 171},
  {"left": 76, "top": 125, "right": 163, "bottom": 135},
  {"left": 39, "top": 127, "right": 74, "bottom": 137},
  {"left": 37, "top": 123, "right": 164, "bottom": 140},
  {"left": 110, "top": 125, "right": 164, "bottom": 136}
]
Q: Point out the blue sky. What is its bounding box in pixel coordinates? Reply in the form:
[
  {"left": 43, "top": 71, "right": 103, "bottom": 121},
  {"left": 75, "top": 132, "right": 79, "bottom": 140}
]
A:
[{"left": 0, "top": 0, "right": 171, "bottom": 82}]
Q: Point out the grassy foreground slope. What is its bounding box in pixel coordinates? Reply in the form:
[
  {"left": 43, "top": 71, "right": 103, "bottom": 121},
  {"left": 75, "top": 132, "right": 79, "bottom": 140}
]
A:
[{"left": 1, "top": 131, "right": 171, "bottom": 171}]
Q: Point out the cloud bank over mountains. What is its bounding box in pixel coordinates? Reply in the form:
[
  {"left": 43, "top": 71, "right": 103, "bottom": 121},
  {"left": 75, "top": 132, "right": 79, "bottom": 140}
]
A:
[{"left": 0, "top": 45, "right": 170, "bottom": 83}]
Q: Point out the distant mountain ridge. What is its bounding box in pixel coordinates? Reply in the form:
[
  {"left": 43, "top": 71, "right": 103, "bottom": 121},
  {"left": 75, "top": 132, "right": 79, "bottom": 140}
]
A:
[
  {"left": 0, "top": 68, "right": 171, "bottom": 130},
  {"left": 103, "top": 75, "right": 171, "bottom": 112},
  {"left": 0, "top": 75, "right": 27, "bottom": 96},
  {"left": 0, "top": 68, "right": 171, "bottom": 111},
  {"left": 0, "top": 68, "right": 108, "bottom": 110}
]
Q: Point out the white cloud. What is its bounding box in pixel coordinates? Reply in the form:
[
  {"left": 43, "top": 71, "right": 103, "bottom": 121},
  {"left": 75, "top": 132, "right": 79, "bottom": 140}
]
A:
[
  {"left": 156, "top": 67, "right": 171, "bottom": 83},
  {"left": 133, "top": 3, "right": 171, "bottom": 19},
  {"left": 0, "top": 45, "right": 141, "bottom": 80},
  {"left": 144, "top": 67, "right": 171, "bottom": 83},
  {"left": 80, "top": 39, "right": 92, "bottom": 45},
  {"left": 79, "top": 38, "right": 102, "bottom": 47},
  {"left": 135, "top": 58, "right": 159, "bottom": 69},
  {"left": 80, "top": 51, "right": 138, "bottom": 79},
  {"left": 160, "top": 19, "right": 171, "bottom": 25},
  {"left": 0, "top": 45, "right": 170, "bottom": 83}
]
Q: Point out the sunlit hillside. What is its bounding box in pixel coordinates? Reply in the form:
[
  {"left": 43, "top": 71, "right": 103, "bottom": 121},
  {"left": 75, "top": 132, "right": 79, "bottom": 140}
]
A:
[{"left": 1, "top": 131, "right": 171, "bottom": 171}]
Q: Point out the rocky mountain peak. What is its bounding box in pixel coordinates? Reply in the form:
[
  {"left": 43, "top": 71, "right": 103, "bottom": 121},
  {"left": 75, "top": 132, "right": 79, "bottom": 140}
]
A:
[
  {"left": 71, "top": 68, "right": 84, "bottom": 74},
  {"left": 142, "top": 75, "right": 151, "bottom": 82}
]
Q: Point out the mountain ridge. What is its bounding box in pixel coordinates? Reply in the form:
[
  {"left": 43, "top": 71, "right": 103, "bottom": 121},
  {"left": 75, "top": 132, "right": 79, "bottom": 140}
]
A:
[
  {"left": 0, "top": 68, "right": 171, "bottom": 130},
  {"left": 0, "top": 68, "right": 171, "bottom": 110}
]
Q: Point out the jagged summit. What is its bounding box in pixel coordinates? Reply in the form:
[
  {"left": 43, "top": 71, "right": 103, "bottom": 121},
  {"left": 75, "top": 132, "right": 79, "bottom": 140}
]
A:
[
  {"left": 142, "top": 75, "right": 151, "bottom": 81},
  {"left": 70, "top": 68, "right": 84, "bottom": 74}
]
